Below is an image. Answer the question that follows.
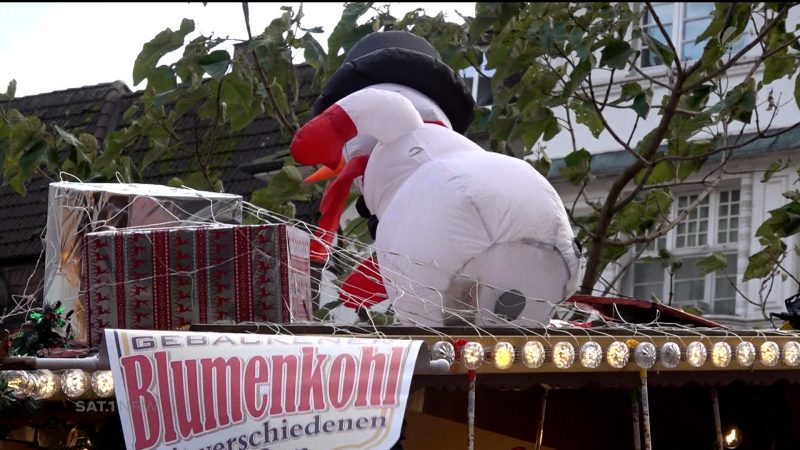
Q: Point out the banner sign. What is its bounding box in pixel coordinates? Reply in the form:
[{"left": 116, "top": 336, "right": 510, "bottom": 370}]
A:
[{"left": 105, "top": 329, "right": 422, "bottom": 450}]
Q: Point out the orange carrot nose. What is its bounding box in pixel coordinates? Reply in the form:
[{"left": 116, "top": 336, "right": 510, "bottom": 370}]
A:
[{"left": 303, "top": 156, "right": 346, "bottom": 183}]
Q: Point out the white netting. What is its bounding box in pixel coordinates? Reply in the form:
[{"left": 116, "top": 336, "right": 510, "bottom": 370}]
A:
[{"left": 5, "top": 172, "right": 790, "bottom": 349}]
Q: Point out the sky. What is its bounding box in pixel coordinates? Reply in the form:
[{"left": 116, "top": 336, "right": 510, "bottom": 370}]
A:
[{"left": 0, "top": 2, "right": 475, "bottom": 97}]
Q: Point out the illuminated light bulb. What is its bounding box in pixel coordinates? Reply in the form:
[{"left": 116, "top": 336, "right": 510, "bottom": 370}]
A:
[
  {"left": 493, "top": 342, "right": 515, "bottom": 370},
  {"left": 61, "top": 369, "right": 90, "bottom": 399},
  {"left": 430, "top": 341, "right": 456, "bottom": 365},
  {"left": 686, "top": 341, "right": 707, "bottom": 368},
  {"left": 759, "top": 341, "right": 780, "bottom": 367},
  {"left": 460, "top": 342, "right": 484, "bottom": 370},
  {"left": 723, "top": 426, "right": 741, "bottom": 449},
  {"left": 660, "top": 342, "right": 681, "bottom": 369},
  {"left": 32, "top": 370, "right": 61, "bottom": 400},
  {"left": 522, "top": 341, "right": 546, "bottom": 369},
  {"left": 735, "top": 342, "right": 756, "bottom": 367},
  {"left": 783, "top": 341, "right": 800, "bottom": 366},
  {"left": 607, "top": 341, "right": 630, "bottom": 369},
  {"left": 633, "top": 342, "right": 657, "bottom": 369},
  {"left": 1, "top": 371, "right": 36, "bottom": 398},
  {"left": 711, "top": 342, "right": 732, "bottom": 368},
  {"left": 90, "top": 371, "right": 115, "bottom": 398},
  {"left": 580, "top": 342, "right": 603, "bottom": 369},
  {"left": 552, "top": 342, "right": 575, "bottom": 369}
]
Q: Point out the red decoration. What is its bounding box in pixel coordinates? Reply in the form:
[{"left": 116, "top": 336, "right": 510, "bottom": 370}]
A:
[{"left": 83, "top": 225, "right": 312, "bottom": 347}]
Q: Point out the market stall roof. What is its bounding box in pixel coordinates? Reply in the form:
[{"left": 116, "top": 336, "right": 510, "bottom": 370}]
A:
[{"left": 564, "top": 294, "right": 725, "bottom": 329}]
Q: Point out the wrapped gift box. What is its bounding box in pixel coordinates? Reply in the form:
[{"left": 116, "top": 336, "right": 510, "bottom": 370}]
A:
[
  {"left": 43, "top": 182, "right": 243, "bottom": 341},
  {"left": 82, "top": 224, "right": 312, "bottom": 347}
]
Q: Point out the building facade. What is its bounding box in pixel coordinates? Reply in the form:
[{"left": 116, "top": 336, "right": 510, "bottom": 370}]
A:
[{"left": 461, "top": 2, "right": 800, "bottom": 328}]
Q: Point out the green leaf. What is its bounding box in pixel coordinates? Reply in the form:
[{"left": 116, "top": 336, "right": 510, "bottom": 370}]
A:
[
  {"left": 18, "top": 139, "right": 49, "bottom": 174},
  {"left": 559, "top": 149, "right": 592, "bottom": 185},
  {"left": 643, "top": 189, "right": 672, "bottom": 218},
  {"left": 697, "top": 252, "right": 729, "bottom": 276},
  {"left": 314, "top": 300, "right": 342, "bottom": 321},
  {"left": 639, "top": 31, "right": 674, "bottom": 67},
  {"left": 648, "top": 160, "right": 676, "bottom": 184},
  {"left": 600, "top": 39, "right": 633, "bottom": 70},
  {"left": 744, "top": 247, "right": 781, "bottom": 281},
  {"left": 563, "top": 58, "right": 591, "bottom": 98},
  {"left": 572, "top": 101, "right": 603, "bottom": 138},
  {"left": 220, "top": 68, "right": 253, "bottom": 107},
  {"left": 262, "top": 165, "right": 309, "bottom": 203},
  {"left": 133, "top": 19, "right": 195, "bottom": 85},
  {"left": 762, "top": 160, "right": 783, "bottom": 182},
  {"left": 631, "top": 93, "right": 650, "bottom": 119},
  {"left": 794, "top": 72, "right": 800, "bottom": 110},
  {"left": 530, "top": 156, "right": 551, "bottom": 178},
  {"left": 145, "top": 65, "right": 177, "bottom": 95},
  {"left": 763, "top": 54, "right": 796, "bottom": 84},
  {"left": 198, "top": 50, "right": 231, "bottom": 80},
  {"left": 0, "top": 79, "right": 16, "bottom": 100},
  {"left": 615, "top": 82, "right": 642, "bottom": 104}
]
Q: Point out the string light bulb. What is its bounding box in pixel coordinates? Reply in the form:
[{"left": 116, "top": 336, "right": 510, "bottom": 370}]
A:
[
  {"left": 1, "top": 371, "right": 36, "bottom": 398},
  {"left": 90, "top": 371, "right": 115, "bottom": 398},
  {"left": 460, "top": 342, "right": 484, "bottom": 370},
  {"left": 521, "top": 341, "right": 546, "bottom": 368},
  {"left": 580, "top": 342, "right": 603, "bottom": 369},
  {"left": 722, "top": 426, "right": 741, "bottom": 449},
  {"left": 61, "top": 369, "right": 90, "bottom": 399},
  {"left": 552, "top": 342, "right": 575, "bottom": 369},
  {"left": 431, "top": 341, "right": 456, "bottom": 365},
  {"left": 660, "top": 342, "right": 681, "bottom": 369},
  {"left": 607, "top": 341, "right": 630, "bottom": 369},
  {"left": 686, "top": 341, "right": 707, "bottom": 368},
  {"left": 736, "top": 342, "right": 756, "bottom": 367},
  {"left": 760, "top": 341, "right": 780, "bottom": 367},
  {"left": 711, "top": 342, "right": 732, "bottom": 368},
  {"left": 492, "top": 342, "right": 515, "bottom": 370},
  {"left": 32, "top": 370, "right": 61, "bottom": 400},
  {"left": 783, "top": 341, "right": 800, "bottom": 366},
  {"left": 634, "top": 342, "right": 657, "bottom": 369}
]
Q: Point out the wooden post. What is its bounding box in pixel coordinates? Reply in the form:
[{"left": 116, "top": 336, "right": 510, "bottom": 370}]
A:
[
  {"left": 534, "top": 384, "right": 550, "bottom": 450},
  {"left": 639, "top": 369, "right": 653, "bottom": 450},
  {"left": 711, "top": 387, "right": 723, "bottom": 450},
  {"left": 631, "top": 389, "right": 642, "bottom": 450},
  {"left": 467, "top": 370, "right": 476, "bottom": 450}
]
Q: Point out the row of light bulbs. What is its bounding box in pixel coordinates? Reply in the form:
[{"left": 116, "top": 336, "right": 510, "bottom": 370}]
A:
[
  {"left": 430, "top": 339, "right": 800, "bottom": 371},
  {"left": 1, "top": 369, "right": 114, "bottom": 400}
]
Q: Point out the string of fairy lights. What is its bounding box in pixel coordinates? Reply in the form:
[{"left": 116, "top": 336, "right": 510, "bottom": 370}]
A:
[
  {"left": 2, "top": 335, "right": 800, "bottom": 401},
  {"left": 2, "top": 369, "right": 113, "bottom": 400}
]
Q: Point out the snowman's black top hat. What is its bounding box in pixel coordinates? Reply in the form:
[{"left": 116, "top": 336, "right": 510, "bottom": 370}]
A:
[{"left": 312, "top": 31, "right": 476, "bottom": 134}]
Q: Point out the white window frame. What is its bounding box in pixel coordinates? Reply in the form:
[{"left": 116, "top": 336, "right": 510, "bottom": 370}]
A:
[
  {"left": 639, "top": 2, "right": 748, "bottom": 70},
  {"left": 624, "top": 186, "right": 741, "bottom": 315},
  {"left": 460, "top": 53, "right": 495, "bottom": 107}
]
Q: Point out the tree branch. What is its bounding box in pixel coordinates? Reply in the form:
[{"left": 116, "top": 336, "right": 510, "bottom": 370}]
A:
[
  {"left": 242, "top": 2, "right": 297, "bottom": 134},
  {"left": 580, "top": 70, "right": 687, "bottom": 292}
]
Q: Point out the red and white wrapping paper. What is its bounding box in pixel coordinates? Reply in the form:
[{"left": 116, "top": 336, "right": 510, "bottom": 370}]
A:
[{"left": 83, "top": 224, "right": 312, "bottom": 347}]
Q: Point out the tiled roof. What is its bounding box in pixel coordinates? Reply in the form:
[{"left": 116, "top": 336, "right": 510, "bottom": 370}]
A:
[
  {"left": 548, "top": 126, "right": 800, "bottom": 180},
  {"left": 0, "top": 82, "right": 132, "bottom": 263}
]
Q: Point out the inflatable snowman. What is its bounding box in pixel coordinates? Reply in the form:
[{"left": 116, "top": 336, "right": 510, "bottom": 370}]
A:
[{"left": 291, "top": 31, "right": 581, "bottom": 326}]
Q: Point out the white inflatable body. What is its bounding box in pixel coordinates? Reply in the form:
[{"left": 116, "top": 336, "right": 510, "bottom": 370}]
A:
[{"left": 301, "top": 84, "right": 581, "bottom": 326}]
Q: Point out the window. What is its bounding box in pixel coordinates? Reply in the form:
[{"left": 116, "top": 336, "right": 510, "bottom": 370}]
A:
[
  {"left": 625, "top": 189, "right": 740, "bottom": 315},
  {"left": 460, "top": 53, "right": 494, "bottom": 107},
  {"left": 641, "top": 3, "right": 746, "bottom": 68}
]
